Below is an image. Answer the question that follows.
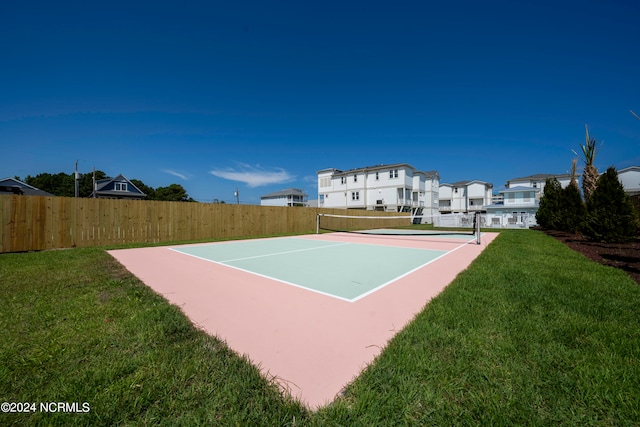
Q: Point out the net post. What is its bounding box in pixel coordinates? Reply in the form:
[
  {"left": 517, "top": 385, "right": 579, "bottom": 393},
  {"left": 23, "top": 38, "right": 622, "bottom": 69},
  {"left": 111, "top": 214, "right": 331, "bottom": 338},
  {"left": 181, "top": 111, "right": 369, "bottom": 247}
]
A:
[
  {"left": 475, "top": 212, "right": 481, "bottom": 245},
  {"left": 316, "top": 213, "right": 321, "bottom": 234}
]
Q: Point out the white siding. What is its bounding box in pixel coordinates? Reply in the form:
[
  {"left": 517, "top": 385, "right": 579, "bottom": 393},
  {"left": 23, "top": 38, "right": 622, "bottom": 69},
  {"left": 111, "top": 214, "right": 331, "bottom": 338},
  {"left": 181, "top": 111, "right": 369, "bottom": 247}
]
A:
[
  {"left": 618, "top": 167, "right": 640, "bottom": 194},
  {"left": 317, "top": 164, "right": 439, "bottom": 212},
  {"left": 261, "top": 197, "right": 287, "bottom": 207},
  {"left": 507, "top": 176, "right": 572, "bottom": 195},
  {"left": 438, "top": 181, "right": 493, "bottom": 213}
]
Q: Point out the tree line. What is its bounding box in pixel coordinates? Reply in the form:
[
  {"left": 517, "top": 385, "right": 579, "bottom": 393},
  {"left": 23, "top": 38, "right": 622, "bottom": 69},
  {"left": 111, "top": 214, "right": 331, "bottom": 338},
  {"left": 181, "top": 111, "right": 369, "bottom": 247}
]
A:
[
  {"left": 18, "top": 171, "right": 195, "bottom": 202},
  {"left": 536, "top": 126, "right": 638, "bottom": 242}
]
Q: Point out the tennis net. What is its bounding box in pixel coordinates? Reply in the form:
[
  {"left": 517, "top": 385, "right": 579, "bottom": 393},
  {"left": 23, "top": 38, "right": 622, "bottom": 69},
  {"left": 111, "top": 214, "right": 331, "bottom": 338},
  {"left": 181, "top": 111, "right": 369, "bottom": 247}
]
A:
[{"left": 317, "top": 212, "right": 481, "bottom": 241}]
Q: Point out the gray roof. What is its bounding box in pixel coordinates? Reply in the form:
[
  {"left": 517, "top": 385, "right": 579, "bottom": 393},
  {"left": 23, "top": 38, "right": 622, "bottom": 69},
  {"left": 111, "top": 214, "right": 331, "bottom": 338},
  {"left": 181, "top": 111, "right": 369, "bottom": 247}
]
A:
[
  {"left": 618, "top": 166, "right": 640, "bottom": 173},
  {"left": 261, "top": 188, "right": 307, "bottom": 198},
  {"left": 319, "top": 163, "right": 439, "bottom": 178},
  {"left": 0, "top": 177, "right": 54, "bottom": 196},
  {"left": 509, "top": 173, "right": 571, "bottom": 181},
  {"left": 415, "top": 170, "right": 440, "bottom": 178},
  {"left": 442, "top": 179, "right": 493, "bottom": 187}
]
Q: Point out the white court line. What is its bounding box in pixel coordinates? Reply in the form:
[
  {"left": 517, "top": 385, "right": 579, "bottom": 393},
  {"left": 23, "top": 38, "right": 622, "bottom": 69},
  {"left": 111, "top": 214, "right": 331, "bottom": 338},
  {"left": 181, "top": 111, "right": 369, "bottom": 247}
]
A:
[
  {"left": 169, "top": 241, "right": 350, "bottom": 263},
  {"left": 309, "top": 232, "right": 479, "bottom": 248},
  {"left": 218, "top": 242, "right": 351, "bottom": 263},
  {"left": 350, "top": 238, "right": 475, "bottom": 302},
  {"left": 168, "top": 246, "right": 355, "bottom": 303}
]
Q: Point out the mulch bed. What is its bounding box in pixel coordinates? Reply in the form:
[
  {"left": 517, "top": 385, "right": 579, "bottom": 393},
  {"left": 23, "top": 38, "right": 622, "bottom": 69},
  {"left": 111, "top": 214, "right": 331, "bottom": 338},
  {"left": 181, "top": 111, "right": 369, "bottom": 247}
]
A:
[{"left": 541, "top": 229, "right": 640, "bottom": 286}]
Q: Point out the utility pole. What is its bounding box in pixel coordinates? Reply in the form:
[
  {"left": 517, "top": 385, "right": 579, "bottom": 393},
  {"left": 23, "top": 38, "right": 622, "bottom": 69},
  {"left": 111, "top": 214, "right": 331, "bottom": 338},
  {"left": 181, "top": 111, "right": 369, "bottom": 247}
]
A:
[
  {"left": 234, "top": 187, "right": 239, "bottom": 204},
  {"left": 74, "top": 160, "right": 80, "bottom": 198}
]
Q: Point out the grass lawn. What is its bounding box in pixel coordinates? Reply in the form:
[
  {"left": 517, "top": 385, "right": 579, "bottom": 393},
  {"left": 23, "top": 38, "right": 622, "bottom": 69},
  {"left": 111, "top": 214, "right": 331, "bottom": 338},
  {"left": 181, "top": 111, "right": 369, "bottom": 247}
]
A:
[{"left": 1, "top": 230, "right": 639, "bottom": 425}]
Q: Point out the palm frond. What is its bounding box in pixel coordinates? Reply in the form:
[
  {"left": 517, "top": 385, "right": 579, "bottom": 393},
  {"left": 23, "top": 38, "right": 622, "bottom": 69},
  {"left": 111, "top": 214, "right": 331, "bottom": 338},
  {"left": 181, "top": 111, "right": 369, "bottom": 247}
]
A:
[{"left": 580, "top": 124, "right": 601, "bottom": 166}]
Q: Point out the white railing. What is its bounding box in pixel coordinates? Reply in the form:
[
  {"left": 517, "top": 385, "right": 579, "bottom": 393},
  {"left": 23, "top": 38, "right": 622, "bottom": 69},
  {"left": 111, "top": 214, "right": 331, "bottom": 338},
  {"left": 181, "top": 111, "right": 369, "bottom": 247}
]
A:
[
  {"left": 419, "top": 213, "right": 537, "bottom": 229},
  {"left": 484, "top": 213, "right": 536, "bottom": 228}
]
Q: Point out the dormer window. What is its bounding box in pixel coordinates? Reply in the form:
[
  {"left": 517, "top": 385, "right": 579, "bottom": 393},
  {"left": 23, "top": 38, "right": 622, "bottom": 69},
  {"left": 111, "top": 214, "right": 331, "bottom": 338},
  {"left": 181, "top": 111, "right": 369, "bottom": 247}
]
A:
[{"left": 115, "top": 182, "right": 128, "bottom": 191}]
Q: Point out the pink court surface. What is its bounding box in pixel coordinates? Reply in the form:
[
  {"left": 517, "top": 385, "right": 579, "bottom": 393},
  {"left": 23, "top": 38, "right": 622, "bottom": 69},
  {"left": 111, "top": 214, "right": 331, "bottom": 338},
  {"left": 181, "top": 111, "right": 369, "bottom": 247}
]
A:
[{"left": 108, "top": 231, "right": 498, "bottom": 408}]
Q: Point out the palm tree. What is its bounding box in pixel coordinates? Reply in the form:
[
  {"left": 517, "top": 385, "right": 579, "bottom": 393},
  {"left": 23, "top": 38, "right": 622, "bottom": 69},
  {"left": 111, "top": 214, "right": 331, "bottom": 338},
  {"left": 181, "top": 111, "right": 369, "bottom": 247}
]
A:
[
  {"left": 569, "top": 158, "right": 579, "bottom": 189},
  {"left": 578, "top": 125, "right": 601, "bottom": 202}
]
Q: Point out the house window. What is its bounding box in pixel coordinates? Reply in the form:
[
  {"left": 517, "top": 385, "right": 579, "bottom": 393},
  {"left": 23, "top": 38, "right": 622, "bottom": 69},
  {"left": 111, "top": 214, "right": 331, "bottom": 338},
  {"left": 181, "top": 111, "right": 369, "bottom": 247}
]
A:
[
  {"left": 340, "top": 176, "right": 345, "bottom": 184},
  {"left": 319, "top": 177, "right": 331, "bottom": 187},
  {"left": 389, "top": 169, "right": 398, "bottom": 179},
  {"left": 454, "top": 187, "right": 458, "bottom": 193},
  {"left": 353, "top": 174, "right": 358, "bottom": 183},
  {"left": 115, "top": 182, "right": 127, "bottom": 191},
  {"left": 351, "top": 191, "right": 360, "bottom": 201},
  {"left": 375, "top": 172, "right": 379, "bottom": 180}
]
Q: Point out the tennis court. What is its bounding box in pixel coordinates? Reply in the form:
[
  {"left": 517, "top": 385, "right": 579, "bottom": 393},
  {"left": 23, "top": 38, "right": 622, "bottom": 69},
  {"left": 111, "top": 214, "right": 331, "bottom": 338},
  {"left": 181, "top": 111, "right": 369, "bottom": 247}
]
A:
[
  {"left": 171, "top": 236, "right": 454, "bottom": 302},
  {"left": 109, "top": 229, "right": 498, "bottom": 408}
]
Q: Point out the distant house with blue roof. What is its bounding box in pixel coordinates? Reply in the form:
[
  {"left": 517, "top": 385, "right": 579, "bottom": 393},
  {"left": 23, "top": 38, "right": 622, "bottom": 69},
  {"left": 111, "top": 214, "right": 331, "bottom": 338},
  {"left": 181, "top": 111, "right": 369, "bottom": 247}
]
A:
[{"left": 91, "top": 174, "right": 146, "bottom": 199}]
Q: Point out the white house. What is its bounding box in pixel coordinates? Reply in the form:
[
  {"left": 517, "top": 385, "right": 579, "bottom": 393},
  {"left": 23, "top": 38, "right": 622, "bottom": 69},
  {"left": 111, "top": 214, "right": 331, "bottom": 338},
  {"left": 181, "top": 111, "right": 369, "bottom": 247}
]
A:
[
  {"left": 260, "top": 188, "right": 308, "bottom": 207},
  {"left": 317, "top": 164, "right": 440, "bottom": 216},
  {"left": 484, "top": 173, "right": 571, "bottom": 228},
  {"left": 484, "top": 186, "right": 541, "bottom": 228},
  {"left": 506, "top": 173, "right": 573, "bottom": 196},
  {"left": 617, "top": 166, "right": 640, "bottom": 196},
  {"left": 439, "top": 180, "right": 493, "bottom": 213}
]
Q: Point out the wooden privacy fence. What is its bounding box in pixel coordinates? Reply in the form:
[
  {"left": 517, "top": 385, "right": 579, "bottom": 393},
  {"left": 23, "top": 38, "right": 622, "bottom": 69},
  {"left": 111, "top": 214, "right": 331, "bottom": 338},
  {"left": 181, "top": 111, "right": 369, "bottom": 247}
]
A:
[{"left": 0, "top": 195, "right": 409, "bottom": 253}]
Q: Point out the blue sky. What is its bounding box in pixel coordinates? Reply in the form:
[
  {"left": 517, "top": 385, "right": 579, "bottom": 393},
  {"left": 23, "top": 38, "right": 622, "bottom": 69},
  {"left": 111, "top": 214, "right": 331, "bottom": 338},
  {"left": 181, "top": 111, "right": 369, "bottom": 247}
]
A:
[{"left": 2, "top": 1, "right": 639, "bottom": 203}]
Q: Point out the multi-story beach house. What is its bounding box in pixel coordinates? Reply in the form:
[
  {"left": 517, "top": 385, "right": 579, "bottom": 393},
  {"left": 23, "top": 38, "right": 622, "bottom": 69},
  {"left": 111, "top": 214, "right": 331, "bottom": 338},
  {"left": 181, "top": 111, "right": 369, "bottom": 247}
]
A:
[
  {"left": 438, "top": 180, "right": 493, "bottom": 214},
  {"left": 317, "top": 163, "right": 440, "bottom": 217}
]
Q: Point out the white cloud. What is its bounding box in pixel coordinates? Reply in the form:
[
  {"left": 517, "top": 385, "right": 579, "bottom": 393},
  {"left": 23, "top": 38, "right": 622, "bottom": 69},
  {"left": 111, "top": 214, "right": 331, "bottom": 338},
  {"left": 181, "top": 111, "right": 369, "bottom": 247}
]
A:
[
  {"left": 303, "top": 174, "right": 318, "bottom": 183},
  {"left": 209, "top": 164, "right": 294, "bottom": 188},
  {"left": 163, "top": 169, "right": 188, "bottom": 180}
]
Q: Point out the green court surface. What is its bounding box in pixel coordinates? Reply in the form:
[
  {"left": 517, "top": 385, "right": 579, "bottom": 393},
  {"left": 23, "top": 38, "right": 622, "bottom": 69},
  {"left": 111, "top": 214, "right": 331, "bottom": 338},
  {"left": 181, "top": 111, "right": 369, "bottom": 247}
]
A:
[{"left": 171, "top": 237, "right": 448, "bottom": 302}]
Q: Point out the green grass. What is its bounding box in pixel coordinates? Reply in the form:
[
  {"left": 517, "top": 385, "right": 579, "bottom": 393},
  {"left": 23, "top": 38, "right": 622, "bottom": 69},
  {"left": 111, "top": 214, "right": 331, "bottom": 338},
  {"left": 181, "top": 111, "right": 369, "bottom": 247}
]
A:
[
  {"left": 0, "top": 248, "right": 309, "bottom": 426},
  {"left": 1, "top": 230, "right": 639, "bottom": 425}
]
